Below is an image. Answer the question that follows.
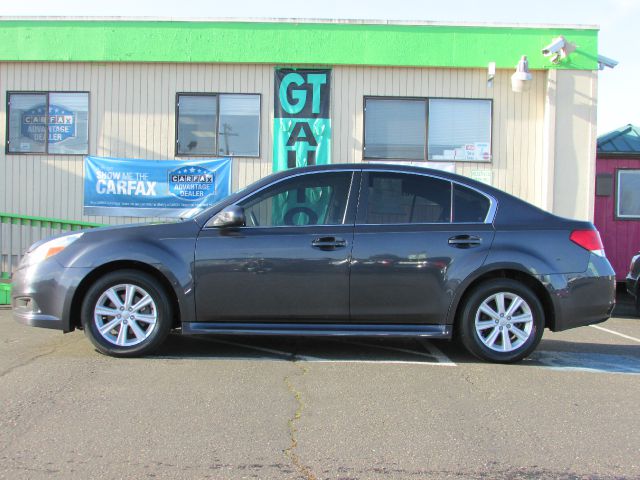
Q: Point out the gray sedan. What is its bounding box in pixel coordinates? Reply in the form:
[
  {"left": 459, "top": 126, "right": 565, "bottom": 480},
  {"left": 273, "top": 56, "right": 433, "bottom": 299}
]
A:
[{"left": 12, "top": 164, "right": 616, "bottom": 362}]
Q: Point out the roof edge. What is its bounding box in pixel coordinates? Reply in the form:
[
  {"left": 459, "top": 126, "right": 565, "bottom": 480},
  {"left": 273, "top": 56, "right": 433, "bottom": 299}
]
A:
[{"left": 0, "top": 15, "right": 600, "bottom": 30}]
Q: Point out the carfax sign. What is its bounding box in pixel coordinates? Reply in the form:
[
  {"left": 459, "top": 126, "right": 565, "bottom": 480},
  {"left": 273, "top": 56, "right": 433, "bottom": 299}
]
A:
[
  {"left": 273, "top": 68, "right": 331, "bottom": 172},
  {"left": 21, "top": 104, "right": 76, "bottom": 143},
  {"left": 84, "top": 156, "right": 231, "bottom": 217}
]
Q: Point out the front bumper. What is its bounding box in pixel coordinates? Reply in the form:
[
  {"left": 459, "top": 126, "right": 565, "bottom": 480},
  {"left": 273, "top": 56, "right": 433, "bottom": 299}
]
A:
[
  {"left": 11, "top": 258, "right": 91, "bottom": 332},
  {"left": 541, "top": 253, "right": 616, "bottom": 332}
]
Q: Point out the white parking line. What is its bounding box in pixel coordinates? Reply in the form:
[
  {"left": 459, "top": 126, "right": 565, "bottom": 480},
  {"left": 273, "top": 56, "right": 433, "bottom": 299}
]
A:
[
  {"left": 590, "top": 325, "right": 640, "bottom": 343},
  {"left": 417, "top": 339, "right": 457, "bottom": 366},
  {"left": 204, "top": 337, "right": 296, "bottom": 357}
]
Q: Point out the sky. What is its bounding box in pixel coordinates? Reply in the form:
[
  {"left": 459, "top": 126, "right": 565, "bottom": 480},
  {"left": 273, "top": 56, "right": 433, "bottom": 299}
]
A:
[{"left": 1, "top": 0, "right": 638, "bottom": 135}]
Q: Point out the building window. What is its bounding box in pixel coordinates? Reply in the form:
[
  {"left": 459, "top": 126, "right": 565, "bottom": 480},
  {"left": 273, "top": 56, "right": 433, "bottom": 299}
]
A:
[
  {"left": 616, "top": 169, "right": 640, "bottom": 219},
  {"left": 363, "top": 98, "right": 426, "bottom": 160},
  {"left": 363, "top": 97, "right": 492, "bottom": 162},
  {"left": 428, "top": 99, "right": 492, "bottom": 161},
  {"left": 176, "top": 93, "right": 260, "bottom": 157},
  {"left": 6, "top": 92, "right": 89, "bottom": 155}
]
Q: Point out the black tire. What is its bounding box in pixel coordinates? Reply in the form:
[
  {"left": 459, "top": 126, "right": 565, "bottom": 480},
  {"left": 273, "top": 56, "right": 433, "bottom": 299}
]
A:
[
  {"left": 81, "top": 269, "right": 172, "bottom": 357},
  {"left": 458, "top": 279, "right": 545, "bottom": 363}
]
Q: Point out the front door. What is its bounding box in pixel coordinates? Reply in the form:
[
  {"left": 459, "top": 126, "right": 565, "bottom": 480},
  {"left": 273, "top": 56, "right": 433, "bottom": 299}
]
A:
[{"left": 194, "top": 170, "right": 358, "bottom": 322}]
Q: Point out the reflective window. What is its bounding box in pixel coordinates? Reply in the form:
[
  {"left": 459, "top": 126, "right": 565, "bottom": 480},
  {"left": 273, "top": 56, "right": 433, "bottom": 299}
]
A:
[
  {"left": 363, "top": 173, "right": 451, "bottom": 224},
  {"left": 240, "top": 172, "right": 352, "bottom": 227},
  {"left": 7, "top": 92, "right": 89, "bottom": 155},
  {"left": 617, "top": 169, "right": 640, "bottom": 218},
  {"left": 176, "top": 93, "right": 260, "bottom": 157}
]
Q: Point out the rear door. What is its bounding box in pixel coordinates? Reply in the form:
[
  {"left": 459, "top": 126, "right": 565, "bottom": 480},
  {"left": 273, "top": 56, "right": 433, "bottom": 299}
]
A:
[{"left": 350, "top": 171, "right": 495, "bottom": 323}]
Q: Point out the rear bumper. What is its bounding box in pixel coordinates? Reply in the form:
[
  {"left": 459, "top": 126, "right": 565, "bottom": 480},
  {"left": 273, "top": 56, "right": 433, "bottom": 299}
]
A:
[{"left": 541, "top": 254, "right": 616, "bottom": 332}]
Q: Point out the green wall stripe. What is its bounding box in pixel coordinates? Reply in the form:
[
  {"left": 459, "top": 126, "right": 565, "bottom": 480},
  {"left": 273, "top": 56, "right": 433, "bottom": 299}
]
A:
[{"left": 0, "top": 20, "right": 598, "bottom": 70}]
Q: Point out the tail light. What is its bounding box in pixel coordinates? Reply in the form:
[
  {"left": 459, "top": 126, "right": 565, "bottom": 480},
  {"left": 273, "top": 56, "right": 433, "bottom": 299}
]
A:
[{"left": 570, "top": 229, "right": 605, "bottom": 257}]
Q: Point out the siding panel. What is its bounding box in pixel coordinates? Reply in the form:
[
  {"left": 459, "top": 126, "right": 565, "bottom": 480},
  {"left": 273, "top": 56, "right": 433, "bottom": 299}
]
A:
[{"left": 1, "top": 62, "right": 548, "bottom": 231}]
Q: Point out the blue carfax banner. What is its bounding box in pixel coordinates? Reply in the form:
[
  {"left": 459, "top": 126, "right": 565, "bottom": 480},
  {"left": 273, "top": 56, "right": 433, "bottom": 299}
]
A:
[{"left": 84, "top": 156, "right": 232, "bottom": 217}]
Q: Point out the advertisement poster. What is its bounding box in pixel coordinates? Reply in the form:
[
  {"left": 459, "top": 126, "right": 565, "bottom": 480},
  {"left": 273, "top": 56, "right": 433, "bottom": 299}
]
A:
[
  {"left": 273, "top": 68, "right": 331, "bottom": 172},
  {"left": 84, "top": 156, "right": 231, "bottom": 217}
]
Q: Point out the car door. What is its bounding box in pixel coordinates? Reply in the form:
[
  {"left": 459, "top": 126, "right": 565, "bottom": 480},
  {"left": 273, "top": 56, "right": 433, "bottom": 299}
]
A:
[
  {"left": 350, "top": 170, "right": 495, "bottom": 324},
  {"left": 194, "top": 170, "right": 359, "bottom": 322}
]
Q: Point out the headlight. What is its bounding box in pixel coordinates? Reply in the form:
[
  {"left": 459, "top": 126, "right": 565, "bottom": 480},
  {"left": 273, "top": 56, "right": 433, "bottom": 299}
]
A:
[{"left": 24, "top": 233, "right": 84, "bottom": 266}]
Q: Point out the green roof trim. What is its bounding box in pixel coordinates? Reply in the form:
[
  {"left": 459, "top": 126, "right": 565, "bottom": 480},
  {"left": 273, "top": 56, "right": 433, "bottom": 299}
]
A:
[{"left": 0, "top": 20, "right": 598, "bottom": 69}]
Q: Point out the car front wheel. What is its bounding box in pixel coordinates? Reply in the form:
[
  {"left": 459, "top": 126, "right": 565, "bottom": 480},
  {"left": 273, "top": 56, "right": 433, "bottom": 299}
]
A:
[
  {"left": 458, "top": 279, "right": 544, "bottom": 363},
  {"left": 81, "top": 270, "right": 172, "bottom": 357}
]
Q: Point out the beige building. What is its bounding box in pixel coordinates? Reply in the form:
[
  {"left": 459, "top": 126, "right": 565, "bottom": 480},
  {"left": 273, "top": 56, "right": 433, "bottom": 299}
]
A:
[{"left": 0, "top": 18, "right": 601, "bottom": 281}]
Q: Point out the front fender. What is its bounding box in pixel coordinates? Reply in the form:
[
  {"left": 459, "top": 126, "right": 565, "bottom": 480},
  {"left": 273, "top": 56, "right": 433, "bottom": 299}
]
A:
[{"left": 58, "top": 221, "right": 200, "bottom": 325}]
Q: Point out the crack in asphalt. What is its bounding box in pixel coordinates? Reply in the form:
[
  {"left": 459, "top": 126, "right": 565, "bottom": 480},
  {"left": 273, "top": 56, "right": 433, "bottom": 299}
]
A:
[
  {"left": 0, "top": 346, "right": 59, "bottom": 380},
  {"left": 283, "top": 363, "right": 317, "bottom": 480}
]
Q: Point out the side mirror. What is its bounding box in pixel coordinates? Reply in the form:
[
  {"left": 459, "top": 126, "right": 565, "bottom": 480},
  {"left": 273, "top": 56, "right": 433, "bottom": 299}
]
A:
[{"left": 206, "top": 205, "right": 246, "bottom": 228}]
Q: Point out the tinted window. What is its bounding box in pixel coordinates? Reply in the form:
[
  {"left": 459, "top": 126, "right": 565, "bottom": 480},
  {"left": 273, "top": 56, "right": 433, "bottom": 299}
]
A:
[
  {"left": 453, "top": 184, "right": 490, "bottom": 222},
  {"left": 240, "top": 172, "right": 352, "bottom": 227},
  {"left": 363, "top": 173, "right": 451, "bottom": 224}
]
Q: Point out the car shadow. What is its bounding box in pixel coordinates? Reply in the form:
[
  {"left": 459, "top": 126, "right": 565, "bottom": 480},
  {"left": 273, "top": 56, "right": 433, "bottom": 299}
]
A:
[
  {"left": 148, "top": 333, "right": 640, "bottom": 375},
  {"left": 152, "top": 333, "right": 452, "bottom": 364}
]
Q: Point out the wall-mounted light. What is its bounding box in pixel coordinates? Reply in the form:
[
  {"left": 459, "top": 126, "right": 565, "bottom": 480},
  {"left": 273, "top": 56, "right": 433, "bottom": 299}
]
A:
[
  {"left": 487, "top": 62, "right": 496, "bottom": 88},
  {"left": 511, "top": 56, "right": 532, "bottom": 93},
  {"left": 541, "top": 35, "right": 576, "bottom": 64}
]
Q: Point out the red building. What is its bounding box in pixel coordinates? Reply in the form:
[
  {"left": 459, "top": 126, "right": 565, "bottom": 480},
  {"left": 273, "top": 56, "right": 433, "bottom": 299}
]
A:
[{"left": 594, "top": 124, "right": 640, "bottom": 281}]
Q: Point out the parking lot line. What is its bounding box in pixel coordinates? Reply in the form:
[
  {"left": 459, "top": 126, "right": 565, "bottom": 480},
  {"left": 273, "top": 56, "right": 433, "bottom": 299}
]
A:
[
  {"left": 417, "top": 339, "right": 457, "bottom": 366},
  {"left": 589, "top": 325, "right": 640, "bottom": 343},
  {"left": 336, "top": 339, "right": 442, "bottom": 360}
]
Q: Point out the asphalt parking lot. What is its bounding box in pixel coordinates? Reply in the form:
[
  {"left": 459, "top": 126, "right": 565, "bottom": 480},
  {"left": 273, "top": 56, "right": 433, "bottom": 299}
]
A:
[{"left": 1, "top": 294, "right": 638, "bottom": 480}]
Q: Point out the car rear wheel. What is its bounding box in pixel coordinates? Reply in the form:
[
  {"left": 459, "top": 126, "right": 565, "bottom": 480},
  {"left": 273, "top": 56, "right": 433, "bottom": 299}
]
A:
[
  {"left": 81, "top": 270, "right": 172, "bottom": 357},
  {"left": 458, "top": 279, "right": 544, "bottom": 363}
]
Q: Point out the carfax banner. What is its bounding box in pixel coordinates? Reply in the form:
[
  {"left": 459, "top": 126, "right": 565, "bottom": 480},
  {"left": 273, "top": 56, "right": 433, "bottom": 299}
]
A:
[
  {"left": 83, "top": 156, "right": 231, "bottom": 217},
  {"left": 273, "top": 68, "right": 331, "bottom": 172}
]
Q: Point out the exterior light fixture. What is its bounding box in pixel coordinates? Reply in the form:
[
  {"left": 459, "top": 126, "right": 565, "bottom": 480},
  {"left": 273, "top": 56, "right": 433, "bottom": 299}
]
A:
[{"left": 511, "top": 55, "right": 532, "bottom": 93}]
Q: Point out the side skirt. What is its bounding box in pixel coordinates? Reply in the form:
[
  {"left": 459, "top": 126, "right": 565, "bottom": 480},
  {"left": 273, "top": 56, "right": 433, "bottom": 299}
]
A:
[{"left": 181, "top": 322, "right": 453, "bottom": 338}]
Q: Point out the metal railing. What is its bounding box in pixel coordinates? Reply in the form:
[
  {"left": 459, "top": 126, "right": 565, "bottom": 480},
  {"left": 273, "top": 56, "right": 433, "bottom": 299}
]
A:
[{"left": 0, "top": 213, "right": 105, "bottom": 303}]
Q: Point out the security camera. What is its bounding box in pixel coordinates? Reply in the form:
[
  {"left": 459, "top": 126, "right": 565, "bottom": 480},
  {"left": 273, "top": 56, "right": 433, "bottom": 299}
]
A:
[
  {"left": 542, "top": 36, "right": 566, "bottom": 56},
  {"left": 598, "top": 54, "right": 619, "bottom": 70}
]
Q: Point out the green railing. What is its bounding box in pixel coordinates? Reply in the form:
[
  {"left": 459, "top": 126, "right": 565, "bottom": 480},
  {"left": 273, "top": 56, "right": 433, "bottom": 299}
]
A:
[{"left": 0, "top": 212, "right": 106, "bottom": 304}]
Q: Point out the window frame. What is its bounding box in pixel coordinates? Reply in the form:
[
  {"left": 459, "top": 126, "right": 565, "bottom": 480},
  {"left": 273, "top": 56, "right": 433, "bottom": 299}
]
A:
[
  {"left": 615, "top": 168, "right": 640, "bottom": 220},
  {"left": 175, "top": 92, "right": 262, "bottom": 158},
  {"left": 362, "top": 96, "right": 493, "bottom": 163},
  {"left": 5, "top": 91, "right": 90, "bottom": 156}
]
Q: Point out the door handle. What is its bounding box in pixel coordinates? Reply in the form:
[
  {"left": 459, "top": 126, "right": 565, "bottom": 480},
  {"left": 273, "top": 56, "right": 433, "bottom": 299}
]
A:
[
  {"left": 448, "top": 235, "right": 482, "bottom": 248},
  {"left": 312, "top": 237, "right": 347, "bottom": 250}
]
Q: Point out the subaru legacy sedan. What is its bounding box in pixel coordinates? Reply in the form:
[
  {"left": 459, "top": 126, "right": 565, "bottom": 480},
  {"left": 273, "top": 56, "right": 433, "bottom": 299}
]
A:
[{"left": 12, "top": 164, "right": 616, "bottom": 362}]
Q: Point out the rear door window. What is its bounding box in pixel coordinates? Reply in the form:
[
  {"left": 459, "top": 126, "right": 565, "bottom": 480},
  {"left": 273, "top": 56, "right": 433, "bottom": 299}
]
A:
[{"left": 361, "top": 172, "right": 451, "bottom": 224}]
